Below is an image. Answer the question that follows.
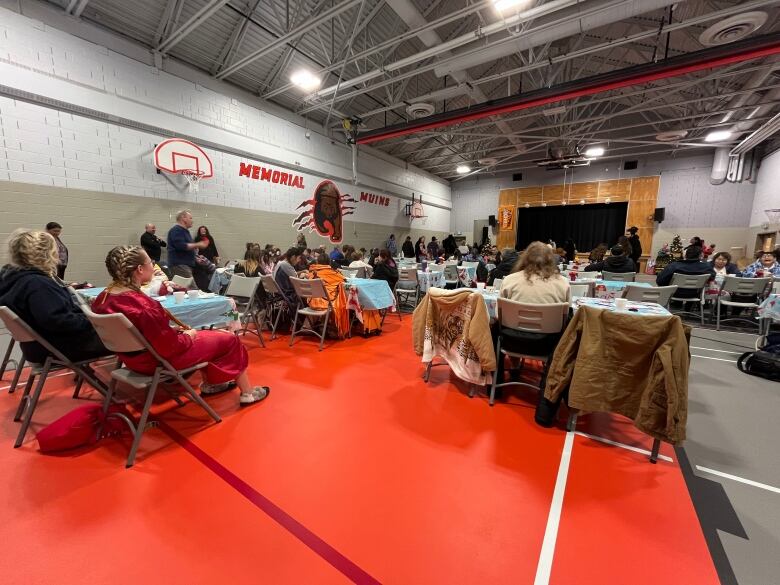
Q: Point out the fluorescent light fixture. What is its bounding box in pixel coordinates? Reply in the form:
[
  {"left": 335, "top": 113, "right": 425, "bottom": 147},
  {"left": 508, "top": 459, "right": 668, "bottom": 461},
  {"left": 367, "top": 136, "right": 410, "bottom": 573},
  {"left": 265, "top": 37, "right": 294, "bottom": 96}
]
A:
[
  {"left": 705, "top": 130, "right": 733, "bottom": 142},
  {"left": 585, "top": 146, "right": 605, "bottom": 157},
  {"left": 456, "top": 165, "right": 471, "bottom": 174},
  {"left": 290, "top": 69, "right": 321, "bottom": 91},
  {"left": 493, "top": 0, "right": 532, "bottom": 11}
]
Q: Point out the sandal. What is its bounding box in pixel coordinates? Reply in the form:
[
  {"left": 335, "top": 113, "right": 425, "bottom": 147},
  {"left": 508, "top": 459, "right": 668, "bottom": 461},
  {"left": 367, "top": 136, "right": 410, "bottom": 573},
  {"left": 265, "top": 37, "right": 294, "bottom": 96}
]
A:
[{"left": 239, "top": 386, "right": 270, "bottom": 406}]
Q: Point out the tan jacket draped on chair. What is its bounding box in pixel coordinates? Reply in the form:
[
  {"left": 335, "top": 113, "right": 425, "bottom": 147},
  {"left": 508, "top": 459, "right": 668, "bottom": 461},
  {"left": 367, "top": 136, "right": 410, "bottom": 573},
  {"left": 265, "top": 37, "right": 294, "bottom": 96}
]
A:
[
  {"left": 412, "top": 288, "right": 496, "bottom": 385},
  {"left": 544, "top": 306, "right": 690, "bottom": 445}
]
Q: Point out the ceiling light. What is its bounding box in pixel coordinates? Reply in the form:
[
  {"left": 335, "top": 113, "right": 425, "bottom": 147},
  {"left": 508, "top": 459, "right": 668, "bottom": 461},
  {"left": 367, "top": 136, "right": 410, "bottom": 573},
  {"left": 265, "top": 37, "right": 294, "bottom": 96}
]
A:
[
  {"left": 705, "top": 130, "right": 733, "bottom": 142},
  {"left": 561, "top": 200, "right": 567, "bottom": 206},
  {"left": 605, "top": 198, "right": 611, "bottom": 204},
  {"left": 580, "top": 199, "right": 585, "bottom": 205},
  {"left": 541, "top": 202, "right": 547, "bottom": 207},
  {"left": 290, "top": 69, "right": 321, "bottom": 91},
  {"left": 493, "top": 0, "right": 532, "bottom": 12},
  {"left": 456, "top": 165, "right": 471, "bottom": 174},
  {"left": 524, "top": 203, "right": 530, "bottom": 208},
  {"left": 656, "top": 130, "right": 688, "bottom": 142},
  {"left": 585, "top": 146, "right": 605, "bottom": 157}
]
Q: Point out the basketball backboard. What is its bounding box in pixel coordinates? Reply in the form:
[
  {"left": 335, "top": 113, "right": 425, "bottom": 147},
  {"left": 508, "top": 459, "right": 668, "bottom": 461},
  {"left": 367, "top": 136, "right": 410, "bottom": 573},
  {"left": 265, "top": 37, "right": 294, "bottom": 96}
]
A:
[{"left": 154, "top": 139, "right": 213, "bottom": 177}]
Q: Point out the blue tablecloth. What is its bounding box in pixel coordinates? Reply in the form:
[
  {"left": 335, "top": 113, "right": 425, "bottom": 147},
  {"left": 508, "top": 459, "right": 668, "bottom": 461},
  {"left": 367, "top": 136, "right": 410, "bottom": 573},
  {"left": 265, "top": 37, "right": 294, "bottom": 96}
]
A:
[
  {"left": 346, "top": 278, "right": 395, "bottom": 310},
  {"left": 79, "top": 288, "right": 238, "bottom": 330}
]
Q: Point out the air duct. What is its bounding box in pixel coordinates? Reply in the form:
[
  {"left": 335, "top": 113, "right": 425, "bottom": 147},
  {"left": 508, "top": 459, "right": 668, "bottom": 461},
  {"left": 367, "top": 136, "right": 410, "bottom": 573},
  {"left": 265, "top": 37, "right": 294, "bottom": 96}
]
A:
[
  {"left": 710, "top": 147, "right": 731, "bottom": 184},
  {"left": 433, "top": 0, "right": 681, "bottom": 79}
]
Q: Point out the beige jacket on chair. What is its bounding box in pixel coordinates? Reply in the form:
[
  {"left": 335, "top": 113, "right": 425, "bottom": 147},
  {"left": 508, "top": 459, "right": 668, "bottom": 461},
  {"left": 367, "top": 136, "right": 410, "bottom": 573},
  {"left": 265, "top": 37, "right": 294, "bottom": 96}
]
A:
[
  {"left": 412, "top": 288, "right": 496, "bottom": 385},
  {"left": 544, "top": 305, "right": 690, "bottom": 445}
]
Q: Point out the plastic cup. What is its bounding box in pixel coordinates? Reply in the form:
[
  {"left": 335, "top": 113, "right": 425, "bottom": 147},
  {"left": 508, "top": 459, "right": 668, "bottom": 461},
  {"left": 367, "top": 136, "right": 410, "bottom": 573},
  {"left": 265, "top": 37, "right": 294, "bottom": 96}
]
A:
[
  {"left": 173, "top": 291, "right": 186, "bottom": 304},
  {"left": 614, "top": 297, "right": 628, "bottom": 310},
  {"left": 476, "top": 282, "right": 486, "bottom": 290},
  {"left": 187, "top": 290, "right": 199, "bottom": 300},
  {"left": 569, "top": 271, "right": 577, "bottom": 282}
]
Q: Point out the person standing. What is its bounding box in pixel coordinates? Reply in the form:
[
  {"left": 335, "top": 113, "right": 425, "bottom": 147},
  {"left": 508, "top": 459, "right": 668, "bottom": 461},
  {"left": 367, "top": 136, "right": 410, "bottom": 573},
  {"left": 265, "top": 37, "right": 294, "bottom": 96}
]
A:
[
  {"left": 194, "top": 226, "right": 220, "bottom": 266},
  {"left": 140, "top": 224, "right": 167, "bottom": 264},
  {"left": 415, "top": 237, "right": 427, "bottom": 262},
  {"left": 427, "top": 236, "right": 440, "bottom": 260},
  {"left": 45, "top": 222, "right": 68, "bottom": 279},
  {"left": 402, "top": 236, "right": 415, "bottom": 258},
  {"left": 166, "top": 210, "right": 206, "bottom": 279},
  {"left": 626, "top": 226, "right": 642, "bottom": 268},
  {"left": 385, "top": 234, "right": 398, "bottom": 257}
]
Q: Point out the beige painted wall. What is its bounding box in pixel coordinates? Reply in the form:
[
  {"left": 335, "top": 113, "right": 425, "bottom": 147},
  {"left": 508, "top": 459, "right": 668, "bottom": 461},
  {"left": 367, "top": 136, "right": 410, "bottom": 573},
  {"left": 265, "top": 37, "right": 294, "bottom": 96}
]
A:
[
  {"left": 651, "top": 227, "right": 751, "bottom": 262},
  {"left": 0, "top": 181, "right": 447, "bottom": 284}
]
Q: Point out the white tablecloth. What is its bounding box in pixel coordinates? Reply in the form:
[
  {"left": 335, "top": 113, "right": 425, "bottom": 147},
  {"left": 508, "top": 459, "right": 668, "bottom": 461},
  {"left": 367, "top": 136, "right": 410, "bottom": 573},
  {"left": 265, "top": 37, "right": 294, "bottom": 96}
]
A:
[{"left": 418, "top": 270, "right": 446, "bottom": 292}]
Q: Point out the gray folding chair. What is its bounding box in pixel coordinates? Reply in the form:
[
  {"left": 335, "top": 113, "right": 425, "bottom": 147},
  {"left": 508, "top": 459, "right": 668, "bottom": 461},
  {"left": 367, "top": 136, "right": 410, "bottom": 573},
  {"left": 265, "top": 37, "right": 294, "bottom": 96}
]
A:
[
  {"left": 396, "top": 268, "right": 420, "bottom": 310},
  {"left": 493, "top": 278, "right": 504, "bottom": 292},
  {"left": 0, "top": 327, "right": 24, "bottom": 394},
  {"left": 0, "top": 306, "right": 111, "bottom": 448},
  {"left": 569, "top": 282, "right": 592, "bottom": 298},
  {"left": 716, "top": 276, "right": 772, "bottom": 331},
  {"left": 80, "top": 304, "right": 221, "bottom": 468},
  {"left": 471, "top": 298, "right": 569, "bottom": 406},
  {"left": 443, "top": 264, "right": 460, "bottom": 288},
  {"left": 622, "top": 284, "right": 677, "bottom": 307},
  {"left": 259, "top": 274, "right": 284, "bottom": 340},
  {"left": 338, "top": 268, "right": 358, "bottom": 279},
  {"left": 602, "top": 271, "right": 636, "bottom": 282},
  {"left": 171, "top": 275, "right": 195, "bottom": 289},
  {"left": 224, "top": 274, "right": 265, "bottom": 346},
  {"left": 462, "top": 261, "right": 480, "bottom": 270},
  {"left": 289, "top": 277, "right": 335, "bottom": 351},
  {"left": 669, "top": 273, "right": 711, "bottom": 325}
]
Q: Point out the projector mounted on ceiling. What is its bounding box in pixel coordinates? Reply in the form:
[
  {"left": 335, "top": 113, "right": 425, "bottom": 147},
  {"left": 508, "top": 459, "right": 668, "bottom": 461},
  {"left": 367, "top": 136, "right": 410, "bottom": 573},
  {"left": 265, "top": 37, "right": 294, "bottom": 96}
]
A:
[{"left": 534, "top": 149, "right": 591, "bottom": 170}]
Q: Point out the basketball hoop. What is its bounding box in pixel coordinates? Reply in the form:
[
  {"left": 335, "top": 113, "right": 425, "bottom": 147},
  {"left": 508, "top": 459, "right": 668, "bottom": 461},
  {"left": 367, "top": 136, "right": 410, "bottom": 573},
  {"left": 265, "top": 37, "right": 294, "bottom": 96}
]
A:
[
  {"left": 405, "top": 193, "right": 427, "bottom": 224},
  {"left": 765, "top": 208, "right": 780, "bottom": 223},
  {"left": 181, "top": 169, "right": 205, "bottom": 193}
]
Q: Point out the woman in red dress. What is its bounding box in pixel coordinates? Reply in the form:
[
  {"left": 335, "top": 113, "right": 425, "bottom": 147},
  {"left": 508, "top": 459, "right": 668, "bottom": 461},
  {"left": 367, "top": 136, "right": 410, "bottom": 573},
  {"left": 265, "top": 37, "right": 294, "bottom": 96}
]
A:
[{"left": 92, "top": 246, "right": 269, "bottom": 406}]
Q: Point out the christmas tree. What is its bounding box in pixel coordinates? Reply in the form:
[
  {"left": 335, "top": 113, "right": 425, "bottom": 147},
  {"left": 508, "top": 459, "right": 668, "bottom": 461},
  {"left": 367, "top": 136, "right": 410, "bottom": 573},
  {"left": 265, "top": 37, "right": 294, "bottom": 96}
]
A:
[{"left": 670, "top": 234, "right": 684, "bottom": 259}]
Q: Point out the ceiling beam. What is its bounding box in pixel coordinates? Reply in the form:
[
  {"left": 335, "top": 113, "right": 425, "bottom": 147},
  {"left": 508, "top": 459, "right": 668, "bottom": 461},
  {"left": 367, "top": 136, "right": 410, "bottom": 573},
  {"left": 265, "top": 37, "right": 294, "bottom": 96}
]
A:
[
  {"left": 157, "top": 0, "right": 232, "bottom": 55},
  {"left": 211, "top": 0, "right": 263, "bottom": 76},
  {"left": 216, "top": 0, "right": 364, "bottom": 80}
]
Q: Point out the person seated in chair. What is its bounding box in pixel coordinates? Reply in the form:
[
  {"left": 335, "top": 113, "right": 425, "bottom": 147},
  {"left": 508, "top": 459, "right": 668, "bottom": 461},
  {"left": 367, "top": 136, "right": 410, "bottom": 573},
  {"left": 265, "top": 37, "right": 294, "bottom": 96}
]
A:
[
  {"left": 92, "top": 246, "right": 270, "bottom": 406},
  {"left": 655, "top": 245, "right": 715, "bottom": 298},
  {"left": 0, "top": 229, "right": 109, "bottom": 365},
  {"left": 487, "top": 248, "right": 518, "bottom": 286},
  {"left": 742, "top": 250, "right": 780, "bottom": 278},
  {"left": 584, "top": 245, "right": 635, "bottom": 274},
  {"left": 372, "top": 249, "right": 399, "bottom": 290},
  {"left": 348, "top": 251, "right": 373, "bottom": 278}
]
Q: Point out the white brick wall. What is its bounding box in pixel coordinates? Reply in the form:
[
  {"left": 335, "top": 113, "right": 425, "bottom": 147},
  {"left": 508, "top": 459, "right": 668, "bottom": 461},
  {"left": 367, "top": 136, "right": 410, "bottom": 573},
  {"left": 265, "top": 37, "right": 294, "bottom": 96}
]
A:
[
  {"left": 750, "top": 149, "right": 780, "bottom": 228},
  {"left": 0, "top": 5, "right": 450, "bottom": 232}
]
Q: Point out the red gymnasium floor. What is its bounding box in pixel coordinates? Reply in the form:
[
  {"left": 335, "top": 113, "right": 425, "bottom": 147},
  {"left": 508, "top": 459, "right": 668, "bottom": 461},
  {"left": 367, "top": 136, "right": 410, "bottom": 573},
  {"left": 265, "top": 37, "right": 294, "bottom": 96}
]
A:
[{"left": 0, "top": 317, "right": 719, "bottom": 585}]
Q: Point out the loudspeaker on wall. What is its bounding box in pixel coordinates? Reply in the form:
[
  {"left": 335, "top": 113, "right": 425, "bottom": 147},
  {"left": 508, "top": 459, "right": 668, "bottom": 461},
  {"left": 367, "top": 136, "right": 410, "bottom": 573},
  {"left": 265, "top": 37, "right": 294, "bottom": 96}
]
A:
[
  {"left": 488, "top": 214, "right": 496, "bottom": 227},
  {"left": 653, "top": 207, "right": 665, "bottom": 222}
]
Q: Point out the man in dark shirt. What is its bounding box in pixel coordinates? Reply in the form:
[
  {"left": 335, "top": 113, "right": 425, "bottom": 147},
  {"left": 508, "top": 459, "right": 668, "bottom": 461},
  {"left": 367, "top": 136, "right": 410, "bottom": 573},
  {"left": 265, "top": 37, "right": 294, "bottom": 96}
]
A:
[
  {"left": 140, "top": 224, "right": 167, "bottom": 263},
  {"left": 584, "top": 246, "right": 636, "bottom": 273},
  {"left": 626, "top": 226, "right": 643, "bottom": 268},
  {"left": 656, "top": 245, "right": 715, "bottom": 298},
  {"left": 166, "top": 210, "right": 206, "bottom": 278}
]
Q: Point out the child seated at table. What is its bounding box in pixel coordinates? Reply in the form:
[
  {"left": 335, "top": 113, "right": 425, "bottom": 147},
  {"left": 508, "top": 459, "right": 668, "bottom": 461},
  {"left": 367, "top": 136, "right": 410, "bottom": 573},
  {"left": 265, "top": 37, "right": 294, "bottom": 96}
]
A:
[{"left": 92, "top": 246, "right": 270, "bottom": 406}]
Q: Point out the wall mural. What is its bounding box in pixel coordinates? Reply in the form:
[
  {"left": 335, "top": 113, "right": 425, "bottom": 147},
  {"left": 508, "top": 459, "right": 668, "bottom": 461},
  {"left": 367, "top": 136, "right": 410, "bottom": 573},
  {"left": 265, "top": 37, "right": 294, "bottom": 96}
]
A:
[{"left": 292, "top": 180, "right": 356, "bottom": 243}]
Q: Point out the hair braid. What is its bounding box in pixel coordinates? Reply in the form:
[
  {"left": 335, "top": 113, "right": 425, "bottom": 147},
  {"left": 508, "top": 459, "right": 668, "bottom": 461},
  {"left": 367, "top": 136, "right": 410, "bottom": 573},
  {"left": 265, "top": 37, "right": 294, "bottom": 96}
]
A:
[{"left": 105, "top": 245, "right": 146, "bottom": 292}]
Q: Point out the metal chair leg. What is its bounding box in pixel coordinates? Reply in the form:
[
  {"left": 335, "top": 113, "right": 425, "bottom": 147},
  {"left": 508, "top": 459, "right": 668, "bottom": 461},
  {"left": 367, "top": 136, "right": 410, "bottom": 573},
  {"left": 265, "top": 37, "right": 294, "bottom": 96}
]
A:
[
  {"left": 176, "top": 374, "right": 221, "bottom": 423},
  {"left": 0, "top": 339, "right": 14, "bottom": 380},
  {"left": 489, "top": 337, "right": 502, "bottom": 406},
  {"left": 289, "top": 309, "right": 300, "bottom": 347},
  {"left": 15, "top": 359, "right": 51, "bottom": 448},
  {"left": 649, "top": 438, "right": 661, "bottom": 463},
  {"left": 14, "top": 371, "right": 36, "bottom": 422},
  {"left": 318, "top": 309, "right": 331, "bottom": 351},
  {"left": 716, "top": 297, "right": 721, "bottom": 330},
  {"left": 125, "top": 369, "right": 161, "bottom": 468},
  {"left": 8, "top": 356, "right": 26, "bottom": 394},
  {"left": 252, "top": 311, "right": 266, "bottom": 347},
  {"left": 566, "top": 410, "right": 578, "bottom": 432},
  {"left": 72, "top": 375, "right": 84, "bottom": 399}
]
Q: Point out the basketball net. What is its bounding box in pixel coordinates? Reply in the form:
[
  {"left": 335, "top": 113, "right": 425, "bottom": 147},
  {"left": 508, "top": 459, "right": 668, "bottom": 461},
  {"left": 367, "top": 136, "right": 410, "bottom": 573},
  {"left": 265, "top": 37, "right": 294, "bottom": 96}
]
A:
[{"left": 182, "top": 169, "right": 205, "bottom": 193}]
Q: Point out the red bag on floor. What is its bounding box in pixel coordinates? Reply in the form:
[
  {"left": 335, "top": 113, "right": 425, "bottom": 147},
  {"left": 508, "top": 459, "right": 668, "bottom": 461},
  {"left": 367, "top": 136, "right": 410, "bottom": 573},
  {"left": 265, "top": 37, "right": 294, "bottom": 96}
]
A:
[{"left": 36, "top": 404, "right": 129, "bottom": 453}]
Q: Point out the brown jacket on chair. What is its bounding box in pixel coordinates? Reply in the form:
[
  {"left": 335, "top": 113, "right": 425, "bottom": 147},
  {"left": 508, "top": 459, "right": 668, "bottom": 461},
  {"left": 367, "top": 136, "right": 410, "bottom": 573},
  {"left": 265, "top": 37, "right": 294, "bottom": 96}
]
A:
[
  {"left": 544, "top": 306, "right": 690, "bottom": 445},
  {"left": 412, "top": 288, "right": 496, "bottom": 385}
]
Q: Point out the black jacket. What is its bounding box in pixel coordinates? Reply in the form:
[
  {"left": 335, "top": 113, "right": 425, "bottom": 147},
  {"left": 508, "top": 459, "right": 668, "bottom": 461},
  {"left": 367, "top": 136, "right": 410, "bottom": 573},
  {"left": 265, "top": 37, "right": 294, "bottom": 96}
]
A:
[
  {"left": 584, "top": 255, "right": 636, "bottom": 274},
  {"left": 656, "top": 259, "right": 715, "bottom": 298},
  {"left": 628, "top": 234, "right": 642, "bottom": 263},
  {"left": 140, "top": 232, "right": 167, "bottom": 263},
  {"left": 708, "top": 260, "right": 740, "bottom": 276},
  {"left": 402, "top": 240, "right": 415, "bottom": 258},
  {"left": 488, "top": 251, "right": 518, "bottom": 285},
  {"left": 372, "top": 261, "right": 399, "bottom": 290},
  {"left": 0, "top": 266, "right": 106, "bottom": 363}
]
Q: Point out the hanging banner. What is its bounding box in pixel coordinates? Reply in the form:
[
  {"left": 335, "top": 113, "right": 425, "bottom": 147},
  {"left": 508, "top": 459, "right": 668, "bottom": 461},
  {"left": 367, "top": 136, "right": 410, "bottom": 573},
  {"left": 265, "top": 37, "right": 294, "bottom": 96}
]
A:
[
  {"left": 292, "top": 180, "right": 356, "bottom": 243},
  {"left": 498, "top": 205, "right": 515, "bottom": 230}
]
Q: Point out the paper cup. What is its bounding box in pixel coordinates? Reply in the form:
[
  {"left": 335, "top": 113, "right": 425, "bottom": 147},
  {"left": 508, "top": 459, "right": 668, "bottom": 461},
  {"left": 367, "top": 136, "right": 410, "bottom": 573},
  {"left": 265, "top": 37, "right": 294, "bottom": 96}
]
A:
[
  {"left": 187, "top": 290, "right": 199, "bottom": 300},
  {"left": 173, "top": 291, "right": 186, "bottom": 304},
  {"left": 476, "top": 282, "right": 486, "bottom": 290},
  {"left": 614, "top": 297, "right": 628, "bottom": 310}
]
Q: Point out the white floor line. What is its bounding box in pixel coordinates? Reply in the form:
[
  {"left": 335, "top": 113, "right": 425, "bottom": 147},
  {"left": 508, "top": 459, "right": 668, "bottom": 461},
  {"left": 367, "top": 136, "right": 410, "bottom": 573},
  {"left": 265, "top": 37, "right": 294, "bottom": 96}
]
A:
[
  {"left": 691, "top": 354, "right": 737, "bottom": 362},
  {"left": 690, "top": 346, "right": 745, "bottom": 355},
  {"left": 534, "top": 431, "right": 575, "bottom": 585},
  {"left": 574, "top": 431, "right": 674, "bottom": 463},
  {"left": 696, "top": 466, "right": 780, "bottom": 495}
]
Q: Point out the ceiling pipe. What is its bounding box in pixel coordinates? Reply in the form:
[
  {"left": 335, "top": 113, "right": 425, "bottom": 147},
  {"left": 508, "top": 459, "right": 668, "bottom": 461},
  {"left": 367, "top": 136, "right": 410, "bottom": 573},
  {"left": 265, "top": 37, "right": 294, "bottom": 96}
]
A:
[
  {"left": 357, "top": 32, "right": 780, "bottom": 145},
  {"left": 433, "top": 0, "right": 681, "bottom": 79}
]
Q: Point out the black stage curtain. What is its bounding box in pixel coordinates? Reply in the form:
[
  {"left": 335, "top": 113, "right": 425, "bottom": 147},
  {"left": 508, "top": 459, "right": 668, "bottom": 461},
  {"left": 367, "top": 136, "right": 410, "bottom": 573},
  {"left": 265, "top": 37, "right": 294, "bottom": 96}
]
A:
[{"left": 515, "top": 202, "right": 628, "bottom": 252}]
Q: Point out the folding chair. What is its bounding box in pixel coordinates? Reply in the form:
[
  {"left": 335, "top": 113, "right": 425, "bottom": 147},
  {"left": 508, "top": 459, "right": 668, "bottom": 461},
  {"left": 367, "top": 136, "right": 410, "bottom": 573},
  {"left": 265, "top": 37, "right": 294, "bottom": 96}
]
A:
[
  {"left": 224, "top": 275, "right": 265, "bottom": 347},
  {"left": 471, "top": 299, "right": 568, "bottom": 406},
  {"left": 338, "top": 268, "right": 358, "bottom": 279},
  {"left": 80, "top": 304, "right": 221, "bottom": 467},
  {"left": 461, "top": 261, "right": 480, "bottom": 270},
  {"left": 396, "top": 268, "right": 420, "bottom": 311},
  {"left": 289, "top": 277, "right": 336, "bottom": 351},
  {"left": 0, "top": 306, "right": 110, "bottom": 448},
  {"left": 602, "top": 271, "right": 636, "bottom": 282},
  {"left": 443, "top": 264, "right": 460, "bottom": 288},
  {"left": 493, "top": 278, "right": 504, "bottom": 291},
  {"left": 259, "top": 275, "right": 285, "bottom": 340},
  {"left": 716, "top": 276, "right": 772, "bottom": 331},
  {"left": 669, "top": 273, "right": 711, "bottom": 325},
  {"left": 172, "top": 275, "right": 195, "bottom": 289},
  {"left": 0, "top": 330, "right": 24, "bottom": 394},
  {"left": 569, "top": 282, "right": 592, "bottom": 298},
  {"left": 622, "top": 284, "right": 677, "bottom": 307}
]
